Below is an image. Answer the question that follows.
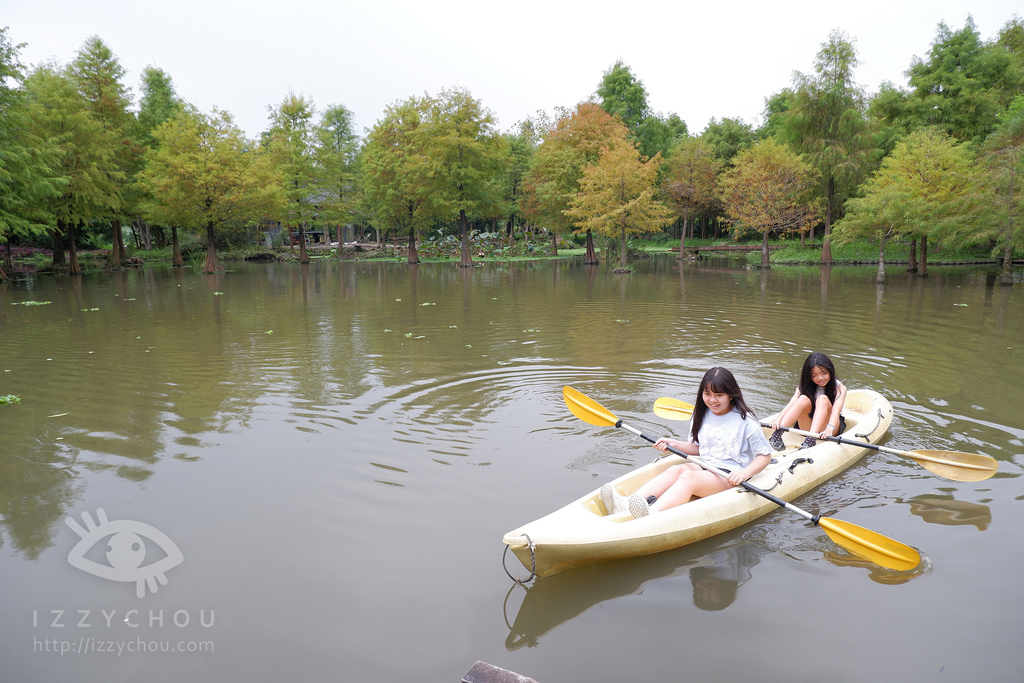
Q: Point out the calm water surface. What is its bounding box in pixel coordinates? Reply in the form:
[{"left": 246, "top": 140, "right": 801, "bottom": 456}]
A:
[{"left": 1, "top": 256, "right": 1022, "bottom": 682}]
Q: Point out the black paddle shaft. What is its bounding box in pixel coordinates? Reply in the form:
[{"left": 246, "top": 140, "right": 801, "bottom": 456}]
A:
[{"left": 615, "top": 420, "right": 820, "bottom": 525}]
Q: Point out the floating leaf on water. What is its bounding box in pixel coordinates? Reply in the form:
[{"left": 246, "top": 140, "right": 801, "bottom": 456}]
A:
[
  {"left": 15, "top": 301, "right": 52, "bottom": 306},
  {"left": 497, "top": 361, "right": 512, "bottom": 366},
  {"left": 465, "top": 344, "right": 472, "bottom": 348},
  {"left": 415, "top": 335, "right": 425, "bottom": 339},
  {"left": 0, "top": 395, "right": 21, "bottom": 405},
  {"left": 383, "top": 329, "right": 392, "bottom": 333},
  {"left": 47, "top": 412, "right": 69, "bottom": 418},
  {"left": 954, "top": 303, "right": 968, "bottom": 307},
  {"left": 395, "top": 298, "right": 402, "bottom": 302},
  {"left": 449, "top": 325, "right": 457, "bottom": 329},
  {"left": 265, "top": 330, "right": 273, "bottom": 334},
  {"left": 404, "top": 333, "right": 413, "bottom": 338},
  {"left": 615, "top": 319, "right": 630, "bottom": 323}
]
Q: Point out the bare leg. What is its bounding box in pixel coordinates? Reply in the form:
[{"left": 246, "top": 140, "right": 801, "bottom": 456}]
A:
[
  {"left": 809, "top": 394, "right": 833, "bottom": 434},
  {"left": 652, "top": 469, "right": 732, "bottom": 511},
  {"left": 781, "top": 395, "right": 813, "bottom": 430},
  {"left": 634, "top": 463, "right": 701, "bottom": 501}
]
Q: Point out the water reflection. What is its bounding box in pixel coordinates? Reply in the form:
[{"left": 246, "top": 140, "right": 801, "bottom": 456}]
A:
[{"left": 904, "top": 494, "right": 992, "bottom": 530}]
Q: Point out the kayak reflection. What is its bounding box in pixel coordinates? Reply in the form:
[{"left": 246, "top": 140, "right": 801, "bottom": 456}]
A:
[{"left": 503, "top": 540, "right": 766, "bottom": 650}]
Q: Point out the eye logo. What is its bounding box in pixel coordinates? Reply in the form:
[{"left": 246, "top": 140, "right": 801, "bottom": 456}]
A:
[{"left": 65, "top": 508, "right": 184, "bottom": 599}]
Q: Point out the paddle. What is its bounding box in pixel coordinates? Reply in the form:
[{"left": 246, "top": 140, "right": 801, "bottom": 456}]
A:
[
  {"left": 764, "top": 424, "right": 998, "bottom": 483},
  {"left": 652, "top": 396, "right": 695, "bottom": 420},
  {"left": 564, "top": 386, "right": 920, "bottom": 572},
  {"left": 652, "top": 396, "right": 996, "bottom": 482}
]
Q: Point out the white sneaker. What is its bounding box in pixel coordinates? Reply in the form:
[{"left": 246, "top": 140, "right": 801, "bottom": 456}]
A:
[
  {"left": 600, "top": 483, "right": 627, "bottom": 514},
  {"left": 629, "top": 493, "right": 654, "bottom": 518}
]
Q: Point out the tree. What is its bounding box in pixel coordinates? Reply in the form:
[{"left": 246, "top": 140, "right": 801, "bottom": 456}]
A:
[
  {"left": 24, "top": 63, "right": 121, "bottom": 274},
  {"left": 597, "top": 60, "right": 684, "bottom": 159},
  {"left": 267, "top": 93, "right": 317, "bottom": 263},
  {"left": 564, "top": 143, "right": 672, "bottom": 269},
  {"left": 139, "top": 107, "right": 282, "bottom": 273},
  {"left": 898, "top": 17, "right": 1024, "bottom": 145},
  {"left": 500, "top": 120, "right": 539, "bottom": 241},
  {"left": 777, "top": 30, "right": 872, "bottom": 262},
  {"left": 720, "top": 139, "right": 819, "bottom": 268},
  {"left": 979, "top": 98, "right": 1024, "bottom": 285},
  {"left": 522, "top": 103, "right": 633, "bottom": 264},
  {"left": 69, "top": 36, "right": 139, "bottom": 268},
  {"left": 419, "top": 87, "right": 509, "bottom": 268},
  {"left": 135, "top": 65, "right": 182, "bottom": 259},
  {"left": 833, "top": 188, "right": 909, "bottom": 284},
  {"left": 361, "top": 96, "right": 434, "bottom": 264},
  {"left": 313, "top": 103, "right": 361, "bottom": 254},
  {"left": 835, "top": 128, "right": 977, "bottom": 278},
  {"left": 0, "top": 28, "right": 65, "bottom": 280},
  {"left": 661, "top": 137, "right": 722, "bottom": 258}
]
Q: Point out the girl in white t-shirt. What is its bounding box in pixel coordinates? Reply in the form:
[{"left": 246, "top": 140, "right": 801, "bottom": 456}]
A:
[{"left": 604, "top": 367, "right": 773, "bottom": 518}]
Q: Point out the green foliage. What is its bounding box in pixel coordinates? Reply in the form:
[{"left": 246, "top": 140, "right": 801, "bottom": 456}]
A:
[
  {"left": 700, "top": 117, "right": 757, "bottom": 164},
  {"left": 0, "top": 395, "right": 21, "bottom": 405}
]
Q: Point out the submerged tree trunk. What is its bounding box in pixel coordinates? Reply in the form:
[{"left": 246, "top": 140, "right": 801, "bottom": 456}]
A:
[
  {"left": 677, "top": 210, "right": 689, "bottom": 261},
  {"left": 111, "top": 218, "right": 123, "bottom": 268},
  {"left": 69, "top": 221, "right": 81, "bottom": 275},
  {"left": 203, "top": 221, "right": 221, "bottom": 273},
  {"left": 760, "top": 230, "right": 770, "bottom": 269},
  {"left": 876, "top": 235, "right": 886, "bottom": 284},
  {"left": 298, "top": 224, "right": 310, "bottom": 264},
  {"left": 458, "top": 209, "right": 474, "bottom": 268},
  {"left": 407, "top": 225, "right": 420, "bottom": 265},
  {"left": 617, "top": 225, "right": 628, "bottom": 269},
  {"left": 171, "top": 226, "right": 185, "bottom": 268},
  {"left": 584, "top": 229, "right": 599, "bottom": 265},
  {"left": 550, "top": 231, "right": 558, "bottom": 256},
  {"left": 821, "top": 175, "right": 835, "bottom": 264},
  {"left": 51, "top": 223, "right": 67, "bottom": 267},
  {"left": 907, "top": 237, "right": 918, "bottom": 272},
  {"left": 918, "top": 235, "right": 928, "bottom": 278}
]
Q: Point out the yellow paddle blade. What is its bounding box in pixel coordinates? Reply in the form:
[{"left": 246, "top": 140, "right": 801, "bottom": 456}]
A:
[
  {"left": 818, "top": 517, "right": 920, "bottom": 572},
  {"left": 906, "top": 450, "right": 998, "bottom": 482},
  {"left": 653, "top": 397, "right": 695, "bottom": 421},
  {"left": 563, "top": 386, "right": 618, "bottom": 427}
]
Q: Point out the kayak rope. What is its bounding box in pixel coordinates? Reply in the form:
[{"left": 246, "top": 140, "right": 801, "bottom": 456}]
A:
[{"left": 502, "top": 533, "right": 536, "bottom": 584}]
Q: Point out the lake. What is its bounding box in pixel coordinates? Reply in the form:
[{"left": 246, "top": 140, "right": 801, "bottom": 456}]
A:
[{"left": 0, "top": 255, "right": 1021, "bottom": 682}]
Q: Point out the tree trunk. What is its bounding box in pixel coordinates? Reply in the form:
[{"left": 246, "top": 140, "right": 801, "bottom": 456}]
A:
[
  {"left": 618, "top": 226, "right": 627, "bottom": 268},
  {"left": 407, "top": 224, "right": 420, "bottom": 265},
  {"left": 550, "top": 231, "right": 558, "bottom": 256},
  {"left": 584, "top": 229, "right": 599, "bottom": 265},
  {"left": 760, "top": 230, "right": 770, "bottom": 269},
  {"left": 298, "top": 224, "right": 310, "bottom": 264},
  {"left": 918, "top": 235, "right": 928, "bottom": 278},
  {"left": 69, "top": 221, "right": 81, "bottom": 275},
  {"left": 111, "top": 218, "right": 123, "bottom": 268},
  {"left": 821, "top": 175, "right": 834, "bottom": 263},
  {"left": 458, "top": 209, "right": 474, "bottom": 268},
  {"left": 677, "top": 209, "right": 689, "bottom": 261},
  {"left": 907, "top": 237, "right": 918, "bottom": 272},
  {"left": 999, "top": 239, "right": 1015, "bottom": 286},
  {"left": 172, "top": 226, "right": 185, "bottom": 268},
  {"left": 203, "top": 221, "right": 221, "bottom": 273},
  {"left": 876, "top": 235, "right": 886, "bottom": 284},
  {"left": 3, "top": 240, "right": 13, "bottom": 274},
  {"left": 51, "top": 223, "right": 67, "bottom": 267}
]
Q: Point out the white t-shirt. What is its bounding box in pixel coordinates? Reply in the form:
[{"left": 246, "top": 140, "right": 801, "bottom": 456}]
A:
[{"left": 690, "top": 407, "right": 772, "bottom": 472}]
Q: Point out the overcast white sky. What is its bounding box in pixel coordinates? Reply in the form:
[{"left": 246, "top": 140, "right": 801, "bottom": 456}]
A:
[{"left": 5, "top": 1, "right": 1021, "bottom": 139}]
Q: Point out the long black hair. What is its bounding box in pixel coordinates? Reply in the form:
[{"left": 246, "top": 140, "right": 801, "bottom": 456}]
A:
[
  {"left": 798, "top": 352, "right": 839, "bottom": 417},
  {"left": 690, "top": 367, "right": 756, "bottom": 444}
]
